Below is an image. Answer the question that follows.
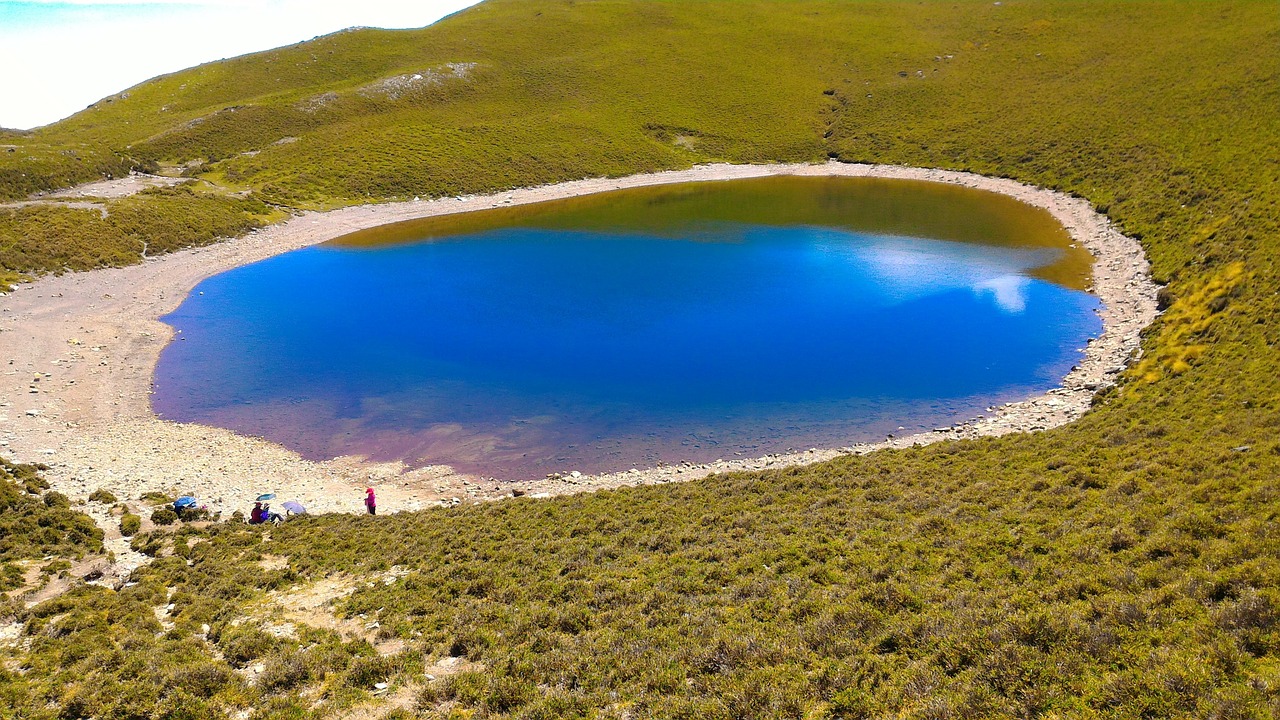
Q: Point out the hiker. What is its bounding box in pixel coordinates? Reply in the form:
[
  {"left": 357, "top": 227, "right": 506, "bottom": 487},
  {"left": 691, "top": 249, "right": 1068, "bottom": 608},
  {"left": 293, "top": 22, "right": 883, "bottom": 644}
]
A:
[
  {"left": 365, "top": 487, "right": 376, "bottom": 516},
  {"left": 263, "top": 503, "right": 283, "bottom": 524},
  {"left": 249, "top": 502, "right": 266, "bottom": 524}
]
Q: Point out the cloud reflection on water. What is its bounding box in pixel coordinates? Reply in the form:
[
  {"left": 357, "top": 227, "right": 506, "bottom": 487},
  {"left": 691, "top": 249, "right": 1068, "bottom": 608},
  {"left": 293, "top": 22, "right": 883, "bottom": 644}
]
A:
[{"left": 789, "top": 227, "right": 1053, "bottom": 313}]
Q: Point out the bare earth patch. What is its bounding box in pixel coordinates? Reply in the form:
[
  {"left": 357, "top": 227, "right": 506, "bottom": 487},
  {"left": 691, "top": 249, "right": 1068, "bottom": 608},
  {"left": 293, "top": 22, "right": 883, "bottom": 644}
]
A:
[
  {"left": 332, "top": 683, "right": 419, "bottom": 720},
  {"left": 41, "top": 172, "right": 185, "bottom": 200},
  {"left": 10, "top": 556, "right": 115, "bottom": 608},
  {"left": 0, "top": 172, "right": 187, "bottom": 216},
  {"left": 247, "top": 575, "right": 362, "bottom": 638}
]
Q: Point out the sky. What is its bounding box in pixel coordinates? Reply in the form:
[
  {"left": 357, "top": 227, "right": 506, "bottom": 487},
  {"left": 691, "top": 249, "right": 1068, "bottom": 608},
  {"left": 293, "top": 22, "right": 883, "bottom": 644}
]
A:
[{"left": 0, "top": 0, "right": 483, "bottom": 129}]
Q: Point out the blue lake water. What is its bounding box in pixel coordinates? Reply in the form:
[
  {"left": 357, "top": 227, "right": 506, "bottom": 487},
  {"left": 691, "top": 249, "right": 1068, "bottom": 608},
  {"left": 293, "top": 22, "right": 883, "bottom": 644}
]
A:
[{"left": 153, "top": 179, "right": 1102, "bottom": 479}]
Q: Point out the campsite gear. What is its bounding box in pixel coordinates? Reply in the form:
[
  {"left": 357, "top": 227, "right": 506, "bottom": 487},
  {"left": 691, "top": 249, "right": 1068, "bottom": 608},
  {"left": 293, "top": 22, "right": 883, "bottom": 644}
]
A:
[
  {"left": 256, "top": 493, "right": 276, "bottom": 502},
  {"left": 174, "top": 496, "right": 198, "bottom": 510},
  {"left": 282, "top": 501, "right": 306, "bottom": 516}
]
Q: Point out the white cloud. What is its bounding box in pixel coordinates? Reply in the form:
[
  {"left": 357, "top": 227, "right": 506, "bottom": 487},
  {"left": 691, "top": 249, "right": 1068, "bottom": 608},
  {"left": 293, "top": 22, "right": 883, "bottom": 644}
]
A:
[{"left": 0, "top": 0, "right": 482, "bottom": 129}]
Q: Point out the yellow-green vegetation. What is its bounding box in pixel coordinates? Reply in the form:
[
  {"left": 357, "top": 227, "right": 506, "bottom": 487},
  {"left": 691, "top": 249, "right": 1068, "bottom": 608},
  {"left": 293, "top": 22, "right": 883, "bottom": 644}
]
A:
[
  {"left": 119, "top": 512, "right": 141, "bottom": 538},
  {"left": 2, "top": 1, "right": 1279, "bottom": 718},
  {"left": 0, "top": 185, "right": 284, "bottom": 288},
  {"left": 0, "top": 459, "right": 103, "bottom": 594},
  {"left": 0, "top": 133, "right": 137, "bottom": 201},
  {"left": 87, "top": 488, "right": 118, "bottom": 504},
  {"left": 1132, "top": 261, "right": 1249, "bottom": 384}
]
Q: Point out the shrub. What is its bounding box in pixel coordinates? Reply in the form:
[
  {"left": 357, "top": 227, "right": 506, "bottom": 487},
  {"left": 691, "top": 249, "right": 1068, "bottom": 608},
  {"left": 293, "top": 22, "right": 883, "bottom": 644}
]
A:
[
  {"left": 129, "top": 532, "right": 163, "bottom": 557},
  {"left": 120, "top": 513, "right": 141, "bottom": 537},
  {"left": 218, "top": 626, "right": 278, "bottom": 667},
  {"left": 483, "top": 674, "right": 537, "bottom": 714},
  {"left": 1, "top": 562, "right": 23, "bottom": 592},
  {"left": 42, "top": 491, "right": 70, "bottom": 509},
  {"left": 88, "top": 489, "right": 118, "bottom": 504},
  {"left": 257, "top": 652, "right": 310, "bottom": 693},
  {"left": 344, "top": 655, "right": 397, "bottom": 690},
  {"left": 175, "top": 506, "right": 211, "bottom": 523},
  {"left": 41, "top": 559, "right": 71, "bottom": 577},
  {"left": 151, "top": 508, "right": 178, "bottom": 526},
  {"left": 167, "top": 662, "right": 237, "bottom": 696},
  {"left": 0, "top": 457, "right": 102, "bottom": 560}
]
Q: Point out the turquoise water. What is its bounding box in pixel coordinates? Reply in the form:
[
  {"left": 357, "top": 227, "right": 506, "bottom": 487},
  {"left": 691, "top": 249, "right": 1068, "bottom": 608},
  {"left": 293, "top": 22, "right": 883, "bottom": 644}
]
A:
[{"left": 153, "top": 178, "right": 1101, "bottom": 479}]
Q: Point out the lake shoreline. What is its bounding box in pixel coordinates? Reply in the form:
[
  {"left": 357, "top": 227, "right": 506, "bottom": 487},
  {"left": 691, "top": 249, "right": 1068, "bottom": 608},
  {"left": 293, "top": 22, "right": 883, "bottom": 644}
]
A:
[{"left": 0, "top": 161, "right": 1158, "bottom": 538}]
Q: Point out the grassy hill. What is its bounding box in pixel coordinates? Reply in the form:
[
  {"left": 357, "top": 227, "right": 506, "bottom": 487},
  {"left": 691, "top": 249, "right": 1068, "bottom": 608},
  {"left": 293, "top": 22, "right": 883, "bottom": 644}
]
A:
[{"left": 1, "top": 1, "right": 1278, "bottom": 718}]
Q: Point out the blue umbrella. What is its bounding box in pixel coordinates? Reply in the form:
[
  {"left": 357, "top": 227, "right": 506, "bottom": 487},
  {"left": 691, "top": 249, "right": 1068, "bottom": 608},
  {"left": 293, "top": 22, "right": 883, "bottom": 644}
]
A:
[
  {"left": 282, "top": 501, "right": 306, "bottom": 515},
  {"left": 256, "top": 493, "right": 276, "bottom": 502}
]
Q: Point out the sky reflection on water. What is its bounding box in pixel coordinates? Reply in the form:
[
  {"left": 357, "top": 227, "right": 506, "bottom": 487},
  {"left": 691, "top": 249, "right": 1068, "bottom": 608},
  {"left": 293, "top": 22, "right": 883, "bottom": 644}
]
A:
[{"left": 154, "top": 192, "right": 1101, "bottom": 480}]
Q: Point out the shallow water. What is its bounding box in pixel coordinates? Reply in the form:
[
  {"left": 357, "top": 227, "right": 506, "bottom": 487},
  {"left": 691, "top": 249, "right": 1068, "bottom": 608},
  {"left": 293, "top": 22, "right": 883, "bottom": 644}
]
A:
[{"left": 153, "top": 177, "right": 1101, "bottom": 479}]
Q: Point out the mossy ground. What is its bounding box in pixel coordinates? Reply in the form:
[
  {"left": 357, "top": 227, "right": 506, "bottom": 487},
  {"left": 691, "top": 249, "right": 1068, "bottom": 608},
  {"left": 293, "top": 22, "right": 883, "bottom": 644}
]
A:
[{"left": 1, "top": 1, "right": 1279, "bottom": 718}]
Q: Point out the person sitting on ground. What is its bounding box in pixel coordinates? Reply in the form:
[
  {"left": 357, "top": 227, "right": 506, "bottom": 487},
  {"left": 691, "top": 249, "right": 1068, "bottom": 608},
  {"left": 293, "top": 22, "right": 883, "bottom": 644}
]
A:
[
  {"left": 249, "top": 502, "right": 266, "bottom": 525},
  {"left": 263, "top": 503, "right": 283, "bottom": 524},
  {"left": 365, "top": 487, "right": 376, "bottom": 516}
]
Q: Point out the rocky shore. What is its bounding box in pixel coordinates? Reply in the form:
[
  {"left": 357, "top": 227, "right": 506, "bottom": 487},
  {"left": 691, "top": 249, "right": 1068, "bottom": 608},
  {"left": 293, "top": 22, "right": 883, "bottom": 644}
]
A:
[{"left": 0, "top": 162, "right": 1158, "bottom": 531}]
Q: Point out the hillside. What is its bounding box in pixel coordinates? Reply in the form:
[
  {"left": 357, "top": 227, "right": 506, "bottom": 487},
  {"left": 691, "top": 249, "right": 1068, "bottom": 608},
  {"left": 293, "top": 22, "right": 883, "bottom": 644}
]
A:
[
  {"left": 1, "top": 1, "right": 1278, "bottom": 718},
  {"left": 0, "top": 458, "right": 104, "bottom": 615}
]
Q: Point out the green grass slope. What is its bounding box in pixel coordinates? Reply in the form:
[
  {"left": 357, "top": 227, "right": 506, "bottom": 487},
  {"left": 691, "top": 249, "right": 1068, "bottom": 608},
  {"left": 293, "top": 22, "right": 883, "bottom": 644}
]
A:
[
  {"left": 1, "top": 1, "right": 1279, "bottom": 718},
  {"left": 0, "top": 458, "right": 103, "bottom": 565},
  {"left": 0, "top": 458, "right": 104, "bottom": 608}
]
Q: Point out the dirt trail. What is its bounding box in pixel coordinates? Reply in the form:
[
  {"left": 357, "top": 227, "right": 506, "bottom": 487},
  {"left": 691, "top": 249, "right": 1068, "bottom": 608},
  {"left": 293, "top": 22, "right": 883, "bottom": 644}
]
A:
[
  {"left": 41, "top": 173, "right": 185, "bottom": 200},
  {"left": 0, "top": 172, "right": 187, "bottom": 214},
  {"left": 0, "top": 161, "right": 1158, "bottom": 527}
]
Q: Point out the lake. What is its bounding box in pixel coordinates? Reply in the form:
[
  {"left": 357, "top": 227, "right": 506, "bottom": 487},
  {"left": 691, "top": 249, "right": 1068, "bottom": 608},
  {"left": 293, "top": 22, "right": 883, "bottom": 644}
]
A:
[{"left": 152, "top": 176, "right": 1101, "bottom": 479}]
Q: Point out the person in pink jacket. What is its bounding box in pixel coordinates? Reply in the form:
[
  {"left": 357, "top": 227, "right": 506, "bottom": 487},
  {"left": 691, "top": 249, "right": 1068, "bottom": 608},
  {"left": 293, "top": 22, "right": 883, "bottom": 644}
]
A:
[{"left": 364, "top": 487, "right": 376, "bottom": 516}]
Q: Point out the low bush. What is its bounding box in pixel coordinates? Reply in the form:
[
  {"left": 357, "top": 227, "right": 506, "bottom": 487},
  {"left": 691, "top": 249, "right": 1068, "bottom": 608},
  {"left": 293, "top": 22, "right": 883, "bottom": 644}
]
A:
[
  {"left": 175, "top": 505, "right": 212, "bottom": 523},
  {"left": 151, "top": 507, "right": 178, "bottom": 526},
  {"left": 41, "top": 491, "right": 70, "bottom": 510},
  {"left": 218, "top": 625, "right": 280, "bottom": 667},
  {"left": 119, "top": 513, "right": 141, "bottom": 537},
  {"left": 130, "top": 532, "right": 163, "bottom": 557},
  {"left": 1, "top": 563, "right": 24, "bottom": 593},
  {"left": 0, "top": 457, "right": 102, "bottom": 561},
  {"left": 40, "top": 559, "right": 71, "bottom": 577},
  {"left": 87, "top": 489, "right": 117, "bottom": 504},
  {"left": 257, "top": 652, "right": 311, "bottom": 693},
  {"left": 344, "top": 655, "right": 399, "bottom": 690}
]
